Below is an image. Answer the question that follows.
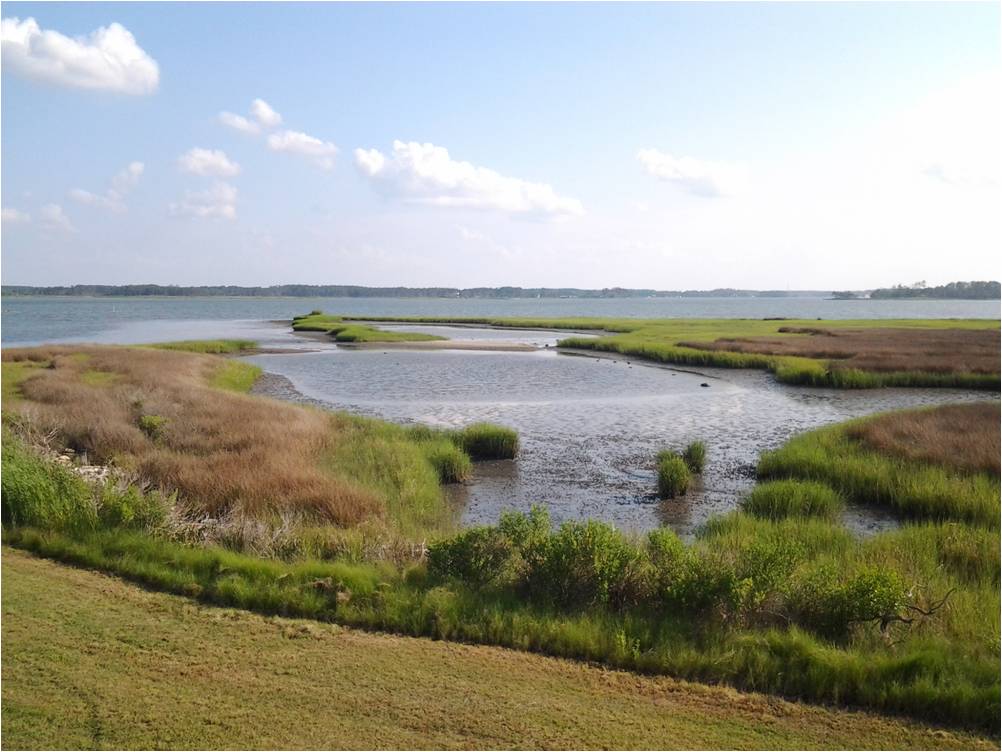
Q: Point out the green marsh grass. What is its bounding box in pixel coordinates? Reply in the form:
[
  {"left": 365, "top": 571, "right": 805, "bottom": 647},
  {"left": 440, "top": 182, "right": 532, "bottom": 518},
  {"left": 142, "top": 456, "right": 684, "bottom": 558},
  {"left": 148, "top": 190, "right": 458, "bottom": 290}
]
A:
[
  {"left": 348, "top": 315, "right": 1000, "bottom": 389},
  {"left": 149, "top": 339, "right": 258, "bottom": 354},
  {"left": 292, "top": 312, "right": 445, "bottom": 342},
  {"left": 657, "top": 452, "right": 690, "bottom": 498},
  {"left": 757, "top": 420, "right": 1001, "bottom": 527},
  {"left": 742, "top": 479, "right": 845, "bottom": 520},
  {"left": 452, "top": 423, "right": 520, "bottom": 460},
  {"left": 682, "top": 440, "right": 706, "bottom": 473}
]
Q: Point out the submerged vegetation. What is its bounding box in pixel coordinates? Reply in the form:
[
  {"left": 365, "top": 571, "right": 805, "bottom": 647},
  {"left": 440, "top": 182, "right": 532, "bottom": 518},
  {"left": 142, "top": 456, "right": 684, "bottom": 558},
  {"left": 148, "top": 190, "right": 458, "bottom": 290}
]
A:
[
  {"left": 348, "top": 315, "right": 1001, "bottom": 389},
  {"left": 2, "top": 343, "right": 999, "bottom": 735}
]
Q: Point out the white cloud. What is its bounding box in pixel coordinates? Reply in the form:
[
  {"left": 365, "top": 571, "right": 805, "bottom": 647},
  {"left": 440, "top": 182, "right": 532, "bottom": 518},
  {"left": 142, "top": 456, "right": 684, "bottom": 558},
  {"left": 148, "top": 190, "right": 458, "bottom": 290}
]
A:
[
  {"left": 39, "top": 203, "right": 75, "bottom": 232},
  {"left": 70, "top": 160, "right": 144, "bottom": 212},
  {"left": 2, "top": 207, "right": 31, "bottom": 224},
  {"left": 219, "top": 98, "right": 282, "bottom": 135},
  {"left": 0, "top": 16, "right": 158, "bottom": 95},
  {"left": 178, "top": 148, "right": 240, "bottom": 177},
  {"left": 170, "top": 182, "right": 237, "bottom": 220},
  {"left": 251, "top": 98, "right": 282, "bottom": 128},
  {"left": 637, "top": 149, "right": 748, "bottom": 197},
  {"left": 354, "top": 140, "right": 584, "bottom": 218},
  {"left": 268, "top": 130, "right": 338, "bottom": 170},
  {"left": 219, "top": 111, "right": 260, "bottom": 135}
]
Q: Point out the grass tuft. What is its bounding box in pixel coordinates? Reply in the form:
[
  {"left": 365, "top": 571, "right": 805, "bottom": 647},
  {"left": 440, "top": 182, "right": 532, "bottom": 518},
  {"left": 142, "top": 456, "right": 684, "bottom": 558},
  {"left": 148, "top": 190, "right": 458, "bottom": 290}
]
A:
[
  {"left": 742, "top": 479, "right": 844, "bottom": 520},
  {"left": 657, "top": 452, "right": 691, "bottom": 498}
]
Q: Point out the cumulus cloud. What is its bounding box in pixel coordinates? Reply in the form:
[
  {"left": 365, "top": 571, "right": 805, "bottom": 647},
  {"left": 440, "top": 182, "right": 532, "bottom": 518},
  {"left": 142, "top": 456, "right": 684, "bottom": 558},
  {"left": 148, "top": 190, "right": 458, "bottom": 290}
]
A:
[
  {"left": 70, "top": 160, "right": 144, "bottom": 212},
  {"left": 218, "top": 111, "right": 260, "bottom": 135},
  {"left": 39, "top": 203, "right": 75, "bottom": 232},
  {"left": 923, "top": 162, "right": 998, "bottom": 190},
  {"left": 354, "top": 140, "right": 584, "bottom": 218},
  {"left": 178, "top": 148, "right": 240, "bottom": 177},
  {"left": 251, "top": 98, "right": 282, "bottom": 128},
  {"left": 0, "top": 16, "right": 158, "bottom": 95},
  {"left": 219, "top": 98, "right": 282, "bottom": 134},
  {"left": 2, "top": 207, "right": 31, "bottom": 224},
  {"left": 637, "top": 149, "right": 748, "bottom": 197},
  {"left": 170, "top": 182, "right": 237, "bottom": 220},
  {"left": 268, "top": 130, "right": 338, "bottom": 170}
]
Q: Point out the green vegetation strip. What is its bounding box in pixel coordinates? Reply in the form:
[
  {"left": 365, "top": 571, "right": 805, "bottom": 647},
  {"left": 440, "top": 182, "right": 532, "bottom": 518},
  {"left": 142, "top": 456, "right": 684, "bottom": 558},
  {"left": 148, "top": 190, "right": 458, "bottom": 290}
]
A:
[
  {"left": 343, "top": 315, "right": 1001, "bottom": 389},
  {"left": 757, "top": 419, "right": 1001, "bottom": 528},
  {"left": 293, "top": 312, "right": 446, "bottom": 342}
]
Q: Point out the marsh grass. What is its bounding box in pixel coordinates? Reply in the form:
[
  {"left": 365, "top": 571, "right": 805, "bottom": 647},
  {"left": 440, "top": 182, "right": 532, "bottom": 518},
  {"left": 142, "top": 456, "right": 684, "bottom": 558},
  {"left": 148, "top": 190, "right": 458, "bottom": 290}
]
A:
[
  {"left": 657, "top": 452, "right": 690, "bottom": 498},
  {"left": 1, "top": 346, "right": 447, "bottom": 531},
  {"left": 682, "top": 441, "right": 706, "bottom": 473},
  {"left": 292, "top": 312, "right": 445, "bottom": 342},
  {"left": 348, "top": 315, "right": 1000, "bottom": 389},
  {"left": 149, "top": 339, "right": 258, "bottom": 354},
  {"left": 742, "top": 479, "right": 844, "bottom": 520},
  {"left": 452, "top": 423, "right": 519, "bottom": 460},
  {"left": 757, "top": 407, "right": 1001, "bottom": 527}
]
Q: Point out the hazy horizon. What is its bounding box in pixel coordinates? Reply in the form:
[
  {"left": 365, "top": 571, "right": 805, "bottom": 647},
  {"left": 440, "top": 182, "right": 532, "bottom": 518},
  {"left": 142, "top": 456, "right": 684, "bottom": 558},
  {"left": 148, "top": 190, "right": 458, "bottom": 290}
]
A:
[{"left": 2, "top": 2, "right": 1000, "bottom": 289}]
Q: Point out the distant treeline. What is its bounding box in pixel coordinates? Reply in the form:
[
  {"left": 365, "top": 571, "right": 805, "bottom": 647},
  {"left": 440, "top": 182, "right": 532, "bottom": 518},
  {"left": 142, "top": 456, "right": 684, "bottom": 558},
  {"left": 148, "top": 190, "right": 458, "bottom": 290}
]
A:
[
  {"left": 870, "top": 281, "right": 1000, "bottom": 300},
  {"left": 1, "top": 284, "right": 833, "bottom": 299}
]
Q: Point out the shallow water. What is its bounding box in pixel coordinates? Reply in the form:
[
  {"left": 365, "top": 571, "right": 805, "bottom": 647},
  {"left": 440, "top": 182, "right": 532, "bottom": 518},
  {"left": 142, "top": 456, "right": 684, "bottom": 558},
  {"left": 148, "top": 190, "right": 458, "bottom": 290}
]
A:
[{"left": 245, "top": 331, "right": 994, "bottom": 537}]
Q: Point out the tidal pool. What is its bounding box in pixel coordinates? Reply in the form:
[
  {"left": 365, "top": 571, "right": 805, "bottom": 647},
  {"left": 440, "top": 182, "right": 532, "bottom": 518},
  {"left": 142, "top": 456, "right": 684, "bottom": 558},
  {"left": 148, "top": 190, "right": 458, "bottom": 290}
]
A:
[{"left": 246, "top": 330, "right": 994, "bottom": 537}]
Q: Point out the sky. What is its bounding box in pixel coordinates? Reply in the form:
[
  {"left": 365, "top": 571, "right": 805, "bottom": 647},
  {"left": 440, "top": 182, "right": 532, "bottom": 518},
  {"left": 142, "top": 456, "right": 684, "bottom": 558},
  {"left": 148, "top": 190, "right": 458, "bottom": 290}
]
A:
[{"left": 1, "top": 1, "right": 999, "bottom": 290}]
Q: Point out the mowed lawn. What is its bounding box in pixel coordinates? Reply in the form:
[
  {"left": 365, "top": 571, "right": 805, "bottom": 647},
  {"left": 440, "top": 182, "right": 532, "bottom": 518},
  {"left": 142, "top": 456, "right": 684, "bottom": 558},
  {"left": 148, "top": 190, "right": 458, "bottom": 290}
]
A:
[{"left": 1, "top": 549, "right": 993, "bottom": 751}]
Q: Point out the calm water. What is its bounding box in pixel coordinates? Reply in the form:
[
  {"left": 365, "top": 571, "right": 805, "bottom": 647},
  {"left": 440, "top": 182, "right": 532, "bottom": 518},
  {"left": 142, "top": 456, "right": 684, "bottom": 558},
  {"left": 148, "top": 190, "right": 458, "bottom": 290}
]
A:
[
  {"left": 2, "top": 295, "right": 999, "bottom": 346},
  {"left": 2, "top": 295, "right": 997, "bottom": 536}
]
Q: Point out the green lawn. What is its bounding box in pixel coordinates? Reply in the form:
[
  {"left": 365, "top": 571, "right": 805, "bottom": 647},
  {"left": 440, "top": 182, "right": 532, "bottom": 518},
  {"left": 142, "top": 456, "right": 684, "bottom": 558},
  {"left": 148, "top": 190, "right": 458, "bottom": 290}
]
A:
[{"left": 2, "top": 548, "right": 992, "bottom": 751}]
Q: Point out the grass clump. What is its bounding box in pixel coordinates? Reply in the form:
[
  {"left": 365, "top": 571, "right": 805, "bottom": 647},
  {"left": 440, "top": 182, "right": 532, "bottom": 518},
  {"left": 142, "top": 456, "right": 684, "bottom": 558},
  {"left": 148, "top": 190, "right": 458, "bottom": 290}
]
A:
[
  {"left": 743, "top": 480, "right": 844, "bottom": 521},
  {"left": 451, "top": 423, "right": 519, "bottom": 460},
  {"left": 657, "top": 451, "right": 690, "bottom": 498},
  {"left": 682, "top": 440, "right": 706, "bottom": 473},
  {"left": 420, "top": 438, "right": 473, "bottom": 483},
  {"left": 137, "top": 414, "right": 168, "bottom": 441}
]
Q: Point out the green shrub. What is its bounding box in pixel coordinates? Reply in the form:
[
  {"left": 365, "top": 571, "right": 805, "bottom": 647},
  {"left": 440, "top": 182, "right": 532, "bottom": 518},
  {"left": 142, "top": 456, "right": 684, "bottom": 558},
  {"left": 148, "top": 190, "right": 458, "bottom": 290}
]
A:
[
  {"left": 427, "top": 526, "right": 514, "bottom": 587},
  {"left": 656, "top": 452, "right": 690, "bottom": 499},
  {"left": 453, "top": 423, "right": 519, "bottom": 460},
  {"left": 420, "top": 439, "right": 472, "bottom": 483},
  {"left": 789, "top": 565, "right": 907, "bottom": 639},
  {"left": 138, "top": 414, "right": 167, "bottom": 441},
  {"left": 1, "top": 436, "right": 96, "bottom": 532},
  {"left": 743, "top": 480, "right": 844, "bottom": 521},
  {"left": 525, "top": 519, "right": 645, "bottom": 609},
  {"left": 682, "top": 441, "right": 706, "bottom": 473}
]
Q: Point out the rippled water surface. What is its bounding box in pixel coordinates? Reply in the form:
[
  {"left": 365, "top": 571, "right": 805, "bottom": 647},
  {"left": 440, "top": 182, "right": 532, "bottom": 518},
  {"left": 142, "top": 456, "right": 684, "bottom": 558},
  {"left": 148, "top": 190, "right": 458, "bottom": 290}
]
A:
[{"left": 246, "top": 335, "right": 993, "bottom": 536}]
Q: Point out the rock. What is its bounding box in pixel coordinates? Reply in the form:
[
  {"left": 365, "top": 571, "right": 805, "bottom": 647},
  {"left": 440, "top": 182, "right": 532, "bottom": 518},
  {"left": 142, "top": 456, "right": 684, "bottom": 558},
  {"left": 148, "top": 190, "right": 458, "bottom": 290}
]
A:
[{"left": 700, "top": 383, "right": 710, "bottom": 388}]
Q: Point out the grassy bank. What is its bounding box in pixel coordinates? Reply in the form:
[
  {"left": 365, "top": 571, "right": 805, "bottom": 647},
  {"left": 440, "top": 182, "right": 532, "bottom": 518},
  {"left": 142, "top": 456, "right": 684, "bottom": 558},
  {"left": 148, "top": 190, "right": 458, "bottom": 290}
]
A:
[
  {"left": 758, "top": 403, "right": 1001, "bottom": 527},
  {"left": 344, "top": 315, "right": 1001, "bottom": 389},
  {"left": 0, "top": 344, "right": 516, "bottom": 542},
  {"left": 292, "top": 312, "right": 446, "bottom": 342},
  {"left": 7, "top": 550, "right": 991, "bottom": 751}
]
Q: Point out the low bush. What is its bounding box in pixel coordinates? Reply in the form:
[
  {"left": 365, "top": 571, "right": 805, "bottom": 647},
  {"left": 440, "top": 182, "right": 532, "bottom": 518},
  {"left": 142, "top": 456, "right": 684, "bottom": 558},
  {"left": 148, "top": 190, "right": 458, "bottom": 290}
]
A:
[
  {"left": 789, "top": 564, "right": 908, "bottom": 639},
  {"left": 138, "top": 414, "right": 167, "bottom": 441},
  {"left": 657, "top": 452, "right": 690, "bottom": 498},
  {"left": 743, "top": 480, "right": 844, "bottom": 520},
  {"left": 428, "top": 526, "right": 513, "bottom": 587}
]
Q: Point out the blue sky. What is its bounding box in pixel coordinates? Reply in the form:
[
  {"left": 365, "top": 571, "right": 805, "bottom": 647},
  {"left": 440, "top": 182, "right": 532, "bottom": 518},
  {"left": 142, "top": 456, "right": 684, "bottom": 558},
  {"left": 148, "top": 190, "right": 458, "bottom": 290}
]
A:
[{"left": 2, "top": 2, "right": 999, "bottom": 288}]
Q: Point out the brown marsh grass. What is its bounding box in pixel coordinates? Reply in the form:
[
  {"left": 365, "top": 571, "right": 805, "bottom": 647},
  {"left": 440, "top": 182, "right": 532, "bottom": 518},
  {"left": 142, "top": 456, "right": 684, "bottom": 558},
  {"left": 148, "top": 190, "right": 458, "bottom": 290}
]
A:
[
  {"left": 680, "top": 327, "right": 1000, "bottom": 375},
  {"left": 847, "top": 402, "right": 1001, "bottom": 476},
  {"left": 2, "top": 346, "right": 383, "bottom": 525}
]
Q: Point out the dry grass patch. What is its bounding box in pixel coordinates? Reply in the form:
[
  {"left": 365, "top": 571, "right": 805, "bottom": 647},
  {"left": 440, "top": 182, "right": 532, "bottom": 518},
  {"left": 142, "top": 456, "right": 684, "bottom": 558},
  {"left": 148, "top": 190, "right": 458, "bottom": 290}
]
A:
[
  {"left": 847, "top": 402, "right": 1000, "bottom": 475},
  {"left": 680, "top": 327, "right": 1000, "bottom": 375},
  {"left": 1, "top": 345, "right": 382, "bottom": 525}
]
